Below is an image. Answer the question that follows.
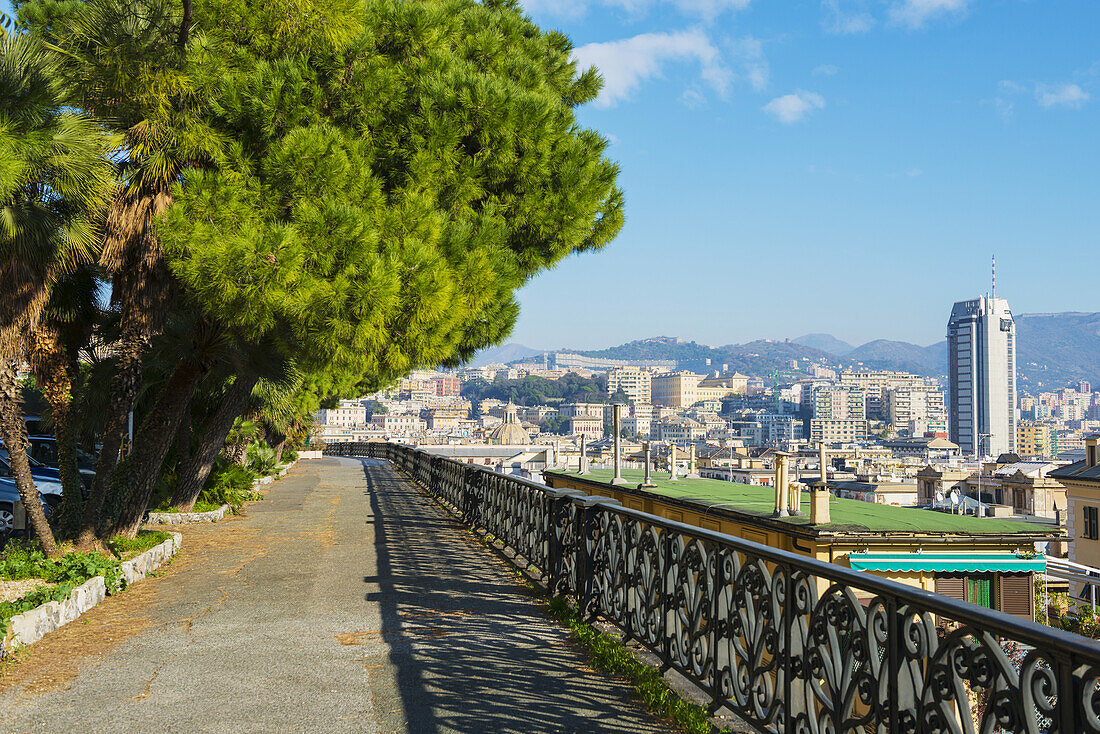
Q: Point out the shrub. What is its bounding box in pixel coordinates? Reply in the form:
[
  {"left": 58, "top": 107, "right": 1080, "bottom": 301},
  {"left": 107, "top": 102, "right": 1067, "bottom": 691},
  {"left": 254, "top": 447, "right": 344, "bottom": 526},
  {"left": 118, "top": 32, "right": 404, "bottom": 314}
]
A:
[
  {"left": 281, "top": 446, "right": 297, "bottom": 463},
  {"left": 246, "top": 441, "right": 278, "bottom": 476},
  {"left": 200, "top": 461, "right": 261, "bottom": 513}
]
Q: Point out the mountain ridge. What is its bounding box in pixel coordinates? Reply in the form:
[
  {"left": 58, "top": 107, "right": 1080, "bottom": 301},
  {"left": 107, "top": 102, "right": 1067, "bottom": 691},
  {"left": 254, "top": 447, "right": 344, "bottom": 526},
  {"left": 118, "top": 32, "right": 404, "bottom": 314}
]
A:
[{"left": 477, "top": 312, "right": 1099, "bottom": 389}]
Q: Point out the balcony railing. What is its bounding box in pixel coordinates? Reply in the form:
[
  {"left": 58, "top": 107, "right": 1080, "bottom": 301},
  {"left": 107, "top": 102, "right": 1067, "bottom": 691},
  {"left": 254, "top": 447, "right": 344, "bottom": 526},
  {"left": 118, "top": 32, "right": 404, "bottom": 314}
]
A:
[{"left": 326, "top": 442, "right": 1100, "bottom": 733}]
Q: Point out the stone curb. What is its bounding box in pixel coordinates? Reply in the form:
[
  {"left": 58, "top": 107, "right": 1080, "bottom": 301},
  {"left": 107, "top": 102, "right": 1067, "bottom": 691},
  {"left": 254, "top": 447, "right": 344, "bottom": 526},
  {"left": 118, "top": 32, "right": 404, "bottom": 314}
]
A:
[
  {"left": 1, "top": 532, "right": 182, "bottom": 655},
  {"left": 252, "top": 459, "right": 297, "bottom": 487},
  {"left": 146, "top": 505, "right": 227, "bottom": 525}
]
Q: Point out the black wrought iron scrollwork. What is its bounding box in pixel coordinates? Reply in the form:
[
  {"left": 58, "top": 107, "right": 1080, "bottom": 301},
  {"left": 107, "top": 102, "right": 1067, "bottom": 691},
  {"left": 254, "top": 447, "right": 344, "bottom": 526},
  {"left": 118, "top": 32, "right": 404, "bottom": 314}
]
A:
[{"left": 326, "top": 442, "right": 1100, "bottom": 734}]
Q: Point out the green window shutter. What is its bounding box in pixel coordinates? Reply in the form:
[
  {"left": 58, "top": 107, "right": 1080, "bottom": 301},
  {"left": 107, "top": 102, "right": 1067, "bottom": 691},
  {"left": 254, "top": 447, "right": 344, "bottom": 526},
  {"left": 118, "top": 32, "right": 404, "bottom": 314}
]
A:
[{"left": 967, "top": 574, "right": 995, "bottom": 609}]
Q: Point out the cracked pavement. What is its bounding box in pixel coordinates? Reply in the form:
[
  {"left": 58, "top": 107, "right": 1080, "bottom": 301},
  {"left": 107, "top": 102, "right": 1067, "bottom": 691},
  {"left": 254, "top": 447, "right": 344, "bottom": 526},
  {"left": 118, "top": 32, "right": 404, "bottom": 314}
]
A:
[{"left": 0, "top": 458, "right": 671, "bottom": 733}]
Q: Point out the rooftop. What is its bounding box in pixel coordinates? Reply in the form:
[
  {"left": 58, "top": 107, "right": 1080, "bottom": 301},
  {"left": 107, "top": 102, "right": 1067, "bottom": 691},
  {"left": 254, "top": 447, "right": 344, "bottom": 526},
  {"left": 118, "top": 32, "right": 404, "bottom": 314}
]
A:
[{"left": 547, "top": 468, "right": 1054, "bottom": 536}]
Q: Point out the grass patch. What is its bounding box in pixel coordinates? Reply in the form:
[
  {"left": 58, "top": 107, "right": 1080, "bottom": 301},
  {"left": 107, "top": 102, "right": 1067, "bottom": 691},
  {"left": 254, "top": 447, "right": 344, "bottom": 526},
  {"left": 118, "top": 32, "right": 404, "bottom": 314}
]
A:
[
  {"left": 0, "top": 541, "right": 125, "bottom": 636},
  {"left": 0, "top": 530, "right": 173, "bottom": 637},
  {"left": 545, "top": 596, "right": 727, "bottom": 734},
  {"left": 106, "top": 530, "right": 171, "bottom": 560}
]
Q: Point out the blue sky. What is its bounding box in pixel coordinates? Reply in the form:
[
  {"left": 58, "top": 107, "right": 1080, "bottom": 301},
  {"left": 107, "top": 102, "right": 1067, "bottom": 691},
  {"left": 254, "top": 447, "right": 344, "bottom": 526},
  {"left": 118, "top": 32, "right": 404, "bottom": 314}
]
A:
[
  {"left": 509, "top": 0, "right": 1100, "bottom": 349},
  {"left": 8, "top": 0, "right": 1096, "bottom": 350}
]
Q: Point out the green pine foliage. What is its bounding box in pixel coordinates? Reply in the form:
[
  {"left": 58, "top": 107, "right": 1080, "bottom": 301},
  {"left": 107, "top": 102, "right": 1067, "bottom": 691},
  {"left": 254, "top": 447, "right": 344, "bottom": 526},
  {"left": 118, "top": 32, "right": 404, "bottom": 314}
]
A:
[{"left": 157, "top": 0, "right": 624, "bottom": 402}]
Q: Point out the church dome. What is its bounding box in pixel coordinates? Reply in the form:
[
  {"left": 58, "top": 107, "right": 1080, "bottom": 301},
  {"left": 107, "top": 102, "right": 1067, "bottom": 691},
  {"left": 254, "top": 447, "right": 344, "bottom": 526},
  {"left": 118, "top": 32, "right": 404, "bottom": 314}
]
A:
[{"left": 489, "top": 404, "right": 530, "bottom": 445}]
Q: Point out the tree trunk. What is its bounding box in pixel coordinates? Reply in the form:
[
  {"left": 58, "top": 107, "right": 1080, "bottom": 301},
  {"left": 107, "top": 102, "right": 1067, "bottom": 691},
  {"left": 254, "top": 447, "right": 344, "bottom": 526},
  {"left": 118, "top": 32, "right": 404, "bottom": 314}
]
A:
[
  {"left": 0, "top": 360, "right": 58, "bottom": 556},
  {"left": 78, "top": 188, "right": 174, "bottom": 549},
  {"left": 173, "top": 406, "right": 192, "bottom": 478},
  {"left": 226, "top": 439, "right": 249, "bottom": 467},
  {"left": 27, "top": 327, "right": 83, "bottom": 536},
  {"left": 270, "top": 429, "right": 287, "bottom": 465},
  {"left": 77, "top": 326, "right": 149, "bottom": 547},
  {"left": 171, "top": 373, "right": 258, "bottom": 512},
  {"left": 106, "top": 359, "right": 204, "bottom": 539}
]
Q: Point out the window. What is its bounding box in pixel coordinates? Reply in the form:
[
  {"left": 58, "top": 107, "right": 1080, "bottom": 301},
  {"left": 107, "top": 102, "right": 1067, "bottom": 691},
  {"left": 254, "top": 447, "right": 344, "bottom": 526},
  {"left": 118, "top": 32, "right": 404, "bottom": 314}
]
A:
[{"left": 1085, "top": 506, "right": 1099, "bottom": 541}]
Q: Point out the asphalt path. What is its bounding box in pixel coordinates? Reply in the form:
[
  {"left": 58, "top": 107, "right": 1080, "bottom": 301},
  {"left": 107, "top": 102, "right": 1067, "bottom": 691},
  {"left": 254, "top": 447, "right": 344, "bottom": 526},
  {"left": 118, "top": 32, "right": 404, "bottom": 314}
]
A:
[{"left": 0, "top": 458, "right": 670, "bottom": 733}]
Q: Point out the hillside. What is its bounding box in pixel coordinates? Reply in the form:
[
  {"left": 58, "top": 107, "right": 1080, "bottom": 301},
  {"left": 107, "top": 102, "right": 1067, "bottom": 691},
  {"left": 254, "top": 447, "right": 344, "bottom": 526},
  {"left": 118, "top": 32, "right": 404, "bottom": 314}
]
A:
[
  {"left": 467, "top": 342, "right": 543, "bottom": 367},
  {"left": 503, "top": 312, "right": 1100, "bottom": 390},
  {"left": 793, "top": 333, "right": 854, "bottom": 355},
  {"left": 1016, "top": 312, "right": 1100, "bottom": 389}
]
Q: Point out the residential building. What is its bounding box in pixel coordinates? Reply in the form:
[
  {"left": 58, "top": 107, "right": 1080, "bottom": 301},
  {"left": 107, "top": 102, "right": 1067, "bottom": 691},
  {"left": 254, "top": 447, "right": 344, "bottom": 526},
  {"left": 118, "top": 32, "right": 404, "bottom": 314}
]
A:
[
  {"left": 916, "top": 466, "right": 972, "bottom": 506},
  {"left": 840, "top": 370, "right": 935, "bottom": 420},
  {"left": 318, "top": 402, "right": 367, "bottom": 428},
  {"left": 885, "top": 386, "right": 947, "bottom": 435},
  {"left": 1017, "top": 420, "right": 1055, "bottom": 459},
  {"left": 654, "top": 416, "right": 706, "bottom": 446},
  {"left": 947, "top": 295, "right": 1018, "bottom": 457},
  {"left": 695, "top": 373, "right": 750, "bottom": 402},
  {"left": 568, "top": 415, "right": 603, "bottom": 441},
  {"left": 810, "top": 419, "right": 869, "bottom": 444},
  {"left": 812, "top": 385, "right": 866, "bottom": 421},
  {"left": 651, "top": 371, "right": 700, "bottom": 408},
  {"left": 879, "top": 436, "right": 959, "bottom": 463},
  {"left": 559, "top": 402, "right": 605, "bottom": 419},
  {"left": 432, "top": 375, "right": 460, "bottom": 397},
  {"left": 759, "top": 414, "right": 804, "bottom": 446},
  {"left": 607, "top": 366, "right": 652, "bottom": 404},
  {"left": 370, "top": 413, "right": 426, "bottom": 435},
  {"left": 1050, "top": 436, "right": 1100, "bottom": 592}
]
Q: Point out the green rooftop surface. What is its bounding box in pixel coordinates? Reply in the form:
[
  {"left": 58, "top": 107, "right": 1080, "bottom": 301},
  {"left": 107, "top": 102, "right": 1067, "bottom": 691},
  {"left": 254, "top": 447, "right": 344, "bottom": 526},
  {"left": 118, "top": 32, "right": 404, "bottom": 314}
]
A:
[{"left": 549, "top": 469, "right": 1048, "bottom": 535}]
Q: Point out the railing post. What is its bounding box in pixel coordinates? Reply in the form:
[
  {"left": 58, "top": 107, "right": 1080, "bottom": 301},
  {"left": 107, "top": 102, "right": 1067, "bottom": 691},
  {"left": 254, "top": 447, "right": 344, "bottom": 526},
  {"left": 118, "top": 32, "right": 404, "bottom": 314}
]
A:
[
  {"left": 573, "top": 495, "right": 621, "bottom": 621},
  {"left": 463, "top": 466, "right": 482, "bottom": 528},
  {"left": 547, "top": 489, "right": 585, "bottom": 595}
]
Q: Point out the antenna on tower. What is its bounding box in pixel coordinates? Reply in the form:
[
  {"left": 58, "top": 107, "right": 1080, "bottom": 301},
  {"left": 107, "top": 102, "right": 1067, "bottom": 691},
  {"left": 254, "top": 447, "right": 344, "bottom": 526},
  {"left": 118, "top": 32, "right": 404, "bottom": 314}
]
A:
[{"left": 991, "top": 254, "right": 996, "bottom": 300}]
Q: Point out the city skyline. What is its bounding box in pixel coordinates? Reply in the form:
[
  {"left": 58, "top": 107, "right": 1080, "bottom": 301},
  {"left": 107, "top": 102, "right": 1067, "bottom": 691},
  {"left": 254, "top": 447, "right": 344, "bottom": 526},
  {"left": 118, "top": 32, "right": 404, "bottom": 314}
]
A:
[{"left": 506, "top": 0, "right": 1099, "bottom": 350}]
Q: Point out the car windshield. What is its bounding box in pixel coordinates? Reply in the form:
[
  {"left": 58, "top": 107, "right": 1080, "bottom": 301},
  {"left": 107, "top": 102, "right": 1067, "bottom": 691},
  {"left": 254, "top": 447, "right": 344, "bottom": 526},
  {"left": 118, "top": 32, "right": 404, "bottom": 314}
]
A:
[
  {"left": 28, "top": 440, "right": 59, "bottom": 466},
  {"left": 0, "top": 448, "right": 46, "bottom": 468}
]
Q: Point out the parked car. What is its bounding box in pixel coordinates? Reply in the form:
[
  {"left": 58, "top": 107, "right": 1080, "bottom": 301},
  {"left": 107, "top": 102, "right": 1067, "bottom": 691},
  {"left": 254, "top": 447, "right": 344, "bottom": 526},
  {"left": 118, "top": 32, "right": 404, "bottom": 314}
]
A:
[
  {"left": 0, "top": 477, "right": 54, "bottom": 542},
  {"left": 25, "top": 435, "right": 97, "bottom": 491},
  {"left": 0, "top": 444, "right": 63, "bottom": 513}
]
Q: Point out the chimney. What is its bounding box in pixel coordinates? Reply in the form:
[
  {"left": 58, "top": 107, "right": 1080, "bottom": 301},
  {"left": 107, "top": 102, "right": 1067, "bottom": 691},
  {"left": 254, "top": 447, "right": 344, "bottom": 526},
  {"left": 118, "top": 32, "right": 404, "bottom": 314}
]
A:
[
  {"left": 687, "top": 444, "right": 700, "bottom": 478},
  {"left": 812, "top": 442, "right": 831, "bottom": 524},
  {"left": 773, "top": 452, "right": 790, "bottom": 517},
  {"left": 669, "top": 444, "right": 679, "bottom": 481}
]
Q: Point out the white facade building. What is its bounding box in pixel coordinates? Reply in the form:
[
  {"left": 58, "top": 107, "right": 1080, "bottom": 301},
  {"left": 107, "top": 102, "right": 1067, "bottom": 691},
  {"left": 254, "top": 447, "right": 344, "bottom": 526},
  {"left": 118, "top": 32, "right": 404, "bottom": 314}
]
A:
[{"left": 947, "top": 295, "right": 1018, "bottom": 457}]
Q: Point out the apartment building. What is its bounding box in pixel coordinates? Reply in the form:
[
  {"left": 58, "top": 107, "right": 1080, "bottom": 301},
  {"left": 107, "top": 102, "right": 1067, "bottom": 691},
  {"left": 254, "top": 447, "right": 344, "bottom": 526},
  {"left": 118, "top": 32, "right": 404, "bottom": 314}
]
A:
[
  {"left": 809, "top": 419, "right": 870, "bottom": 443},
  {"left": 840, "top": 370, "right": 936, "bottom": 420},
  {"left": 695, "top": 373, "right": 750, "bottom": 402},
  {"left": 370, "top": 413, "right": 426, "bottom": 435},
  {"left": 651, "top": 371, "right": 700, "bottom": 408},
  {"left": 1017, "top": 420, "right": 1056, "bottom": 459},
  {"left": 654, "top": 416, "right": 706, "bottom": 446},
  {"left": 318, "top": 402, "right": 367, "bottom": 428},
  {"left": 885, "top": 387, "right": 947, "bottom": 435},
  {"left": 607, "top": 366, "right": 652, "bottom": 404},
  {"left": 559, "top": 402, "right": 606, "bottom": 419}
]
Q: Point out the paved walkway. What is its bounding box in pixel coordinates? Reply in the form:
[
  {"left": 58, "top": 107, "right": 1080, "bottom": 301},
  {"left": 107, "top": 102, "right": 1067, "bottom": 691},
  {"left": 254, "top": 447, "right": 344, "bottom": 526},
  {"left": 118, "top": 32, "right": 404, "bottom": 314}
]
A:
[{"left": 0, "top": 458, "right": 670, "bottom": 733}]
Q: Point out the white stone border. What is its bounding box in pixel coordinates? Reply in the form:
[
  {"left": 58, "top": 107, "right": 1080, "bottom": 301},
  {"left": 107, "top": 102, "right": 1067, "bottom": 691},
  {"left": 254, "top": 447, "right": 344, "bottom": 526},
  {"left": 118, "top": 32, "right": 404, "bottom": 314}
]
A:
[
  {"left": 146, "top": 505, "right": 227, "bottom": 525},
  {"left": 252, "top": 459, "right": 298, "bottom": 487},
  {"left": 1, "top": 532, "right": 181, "bottom": 655}
]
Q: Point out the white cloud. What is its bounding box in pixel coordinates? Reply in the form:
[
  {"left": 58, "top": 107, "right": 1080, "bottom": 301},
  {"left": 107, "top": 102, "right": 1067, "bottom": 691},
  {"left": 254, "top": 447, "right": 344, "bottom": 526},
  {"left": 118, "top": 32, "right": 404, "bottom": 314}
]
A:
[
  {"left": 888, "top": 0, "right": 968, "bottom": 29},
  {"left": 822, "top": 0, "right": 874, "bottom": 34},
  {"left": 728, "top": 36, "right": 769, "bottom": 91},
  {"left": 813, "top": 64, "right": 840, "bottom": 77},
  {"left": 1035, "top": 83, "right": 1089, "bottom": 109},
  {"left": 763, "top": 90, "right": 825, "bottom": 123},
  {"left": 573, "top": 30, "right": 731, "bottom": 108},
  {"left": 520, "top": 0, "right": 751, "bottom": 20}
]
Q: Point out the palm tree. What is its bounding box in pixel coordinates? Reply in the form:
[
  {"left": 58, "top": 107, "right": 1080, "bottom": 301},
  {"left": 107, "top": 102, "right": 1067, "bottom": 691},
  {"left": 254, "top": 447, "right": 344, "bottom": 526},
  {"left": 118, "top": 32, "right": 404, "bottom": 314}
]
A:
[
  {"left": 0, "top": 32, "right": 115, "bottom": 554},
  {"left": 30, "top": 0, "right": 226, "bottom": 545},
  {"left": 26, "top": 266, "right": 100, "bottom": 534}
]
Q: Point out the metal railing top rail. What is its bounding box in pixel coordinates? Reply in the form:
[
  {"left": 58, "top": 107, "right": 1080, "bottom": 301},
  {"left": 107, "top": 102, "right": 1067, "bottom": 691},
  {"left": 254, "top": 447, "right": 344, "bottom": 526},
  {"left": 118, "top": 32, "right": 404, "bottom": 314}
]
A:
[{"left": 325, "top": 441, "right": 1100, "bottom": 663}]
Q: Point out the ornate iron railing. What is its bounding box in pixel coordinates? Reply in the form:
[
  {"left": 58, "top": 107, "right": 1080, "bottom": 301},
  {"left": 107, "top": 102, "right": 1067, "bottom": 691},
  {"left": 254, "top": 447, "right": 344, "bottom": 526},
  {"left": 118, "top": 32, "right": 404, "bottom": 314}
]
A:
[{"left": 326, "top": 442, "right": 1100, "bottom": 733}]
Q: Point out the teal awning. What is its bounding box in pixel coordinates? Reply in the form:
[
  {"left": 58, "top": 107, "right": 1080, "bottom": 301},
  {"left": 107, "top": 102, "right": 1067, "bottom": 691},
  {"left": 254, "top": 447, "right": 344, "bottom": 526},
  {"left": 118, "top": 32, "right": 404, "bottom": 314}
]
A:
[{"left": 848, "top": 553, "right": 1045, "bottom": 574}]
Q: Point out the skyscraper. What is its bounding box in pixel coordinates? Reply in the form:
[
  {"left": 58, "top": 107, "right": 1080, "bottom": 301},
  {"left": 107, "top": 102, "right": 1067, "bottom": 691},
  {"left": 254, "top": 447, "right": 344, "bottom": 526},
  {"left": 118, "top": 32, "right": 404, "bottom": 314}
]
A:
[{"left": 947, "top": 296, "right": 1018, "bottom": 457}]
